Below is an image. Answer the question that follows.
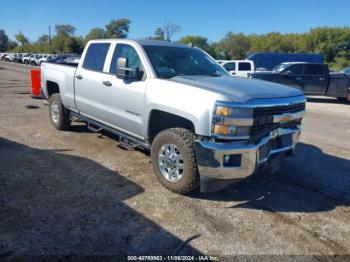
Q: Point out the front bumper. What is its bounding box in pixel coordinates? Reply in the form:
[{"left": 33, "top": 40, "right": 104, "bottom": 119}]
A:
[{"left": 194, "top": 127, "right": 301, "bottom": 180}]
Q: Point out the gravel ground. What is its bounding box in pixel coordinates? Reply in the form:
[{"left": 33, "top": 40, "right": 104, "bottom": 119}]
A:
[{"left": 0, "top": 62, "right": 349, "bottom": 259}]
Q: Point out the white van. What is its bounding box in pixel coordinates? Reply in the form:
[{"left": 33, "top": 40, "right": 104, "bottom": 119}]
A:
[{"left": 218, "top": 60, "right": 255, "bottom": 77}]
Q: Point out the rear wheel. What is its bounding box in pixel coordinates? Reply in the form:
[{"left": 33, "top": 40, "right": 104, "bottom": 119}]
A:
[
  {"left": 49, "top": 93, "right": 71, "bottom": 130},
  {"left": 151, "top": 128, "right": 199, "bottom": 194}
]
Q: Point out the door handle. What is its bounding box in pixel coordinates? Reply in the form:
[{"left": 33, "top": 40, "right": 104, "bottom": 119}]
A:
[
  {"left": 296, "top": 77, "right": 302, "bottom": 81},
  {"left": 103, "top": 81, "right": 112, "bottom": 86},
  {"left": 76, "top": 75, "right": 83, "bottom": 80},
  {"left": 320, "top": 77, "right": 325, "bottom": 81}
]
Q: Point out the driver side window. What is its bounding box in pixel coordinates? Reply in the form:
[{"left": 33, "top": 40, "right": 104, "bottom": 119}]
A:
[
  {"left": 223, "top": 62, "right": 236, "bottom": 71},
  {"left": 109, "top": 44, "right": 144, "bottom": 79}
]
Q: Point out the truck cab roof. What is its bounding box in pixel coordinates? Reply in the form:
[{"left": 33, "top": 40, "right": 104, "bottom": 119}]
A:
[{"left": 88, "top": 39, "right": 190, "bottom": 49}]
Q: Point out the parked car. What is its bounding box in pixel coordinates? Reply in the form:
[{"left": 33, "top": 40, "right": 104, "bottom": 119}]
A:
[
  {"left": 17, "top": 53, "right": 29, "bottom": 63},
  {"left": 31, "top": 55, "right": 42, "bottom": 65},
  {"left": 13, "top": 53, "right": 22, "bottom": 63},
  {"left": 246, "top": 52, "right": 324, "bottom": 71},
  {"left": 339, "top": 67, "right": 350, "bottom": 76},
  {"left": 41, "top": 39, "right": 306, "bottom": 194},
  {"left": 22, "top": 54, "right": 34, "bottom": 64},
  {"left": 38, "top": 54, "right": 52, "bottom": 65},
  {"left": 47, "top": 54, "right": 74, "bottom": 64},
  {"left": 28, "top": 55, "right": 36, "bottom": 65},
  {"left": 64, "top": 54, "right": 81, "bottom": 64},
  {"left": 5, "top": 54, "right": 15, "bottom": 62},
  {"left": 250, "top": 62, "right": 350, "bottom": 102},
  {"left": 0, "top": 53, "right": 8, "bottom": 61},
  {"left": 218, "top": 60, "right": 255, "bottom": 77}
]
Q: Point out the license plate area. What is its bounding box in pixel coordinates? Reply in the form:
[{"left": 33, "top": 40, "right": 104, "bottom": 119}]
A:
[{"left": 258, "top": 133, "right": 293, "bottom": 162}]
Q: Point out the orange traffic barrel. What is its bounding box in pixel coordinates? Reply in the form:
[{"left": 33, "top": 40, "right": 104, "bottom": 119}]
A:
[{"left": 30, "top": 69, "right": 42, "bottom": 99}]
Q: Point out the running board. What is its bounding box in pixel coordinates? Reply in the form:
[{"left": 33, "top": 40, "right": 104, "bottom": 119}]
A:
[
  {"left": 118, "top": 138, "right": 138, "bottom": 150},
  {"left": 70, "top": 111, "right": 150, "bottom": 150},
  {"left": 87, "top": 122, "right": 103, "bottom": 133}
]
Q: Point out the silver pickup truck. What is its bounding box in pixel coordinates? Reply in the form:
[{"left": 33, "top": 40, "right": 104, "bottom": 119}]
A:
[{"left": 41, "top": 39, "right": 306, "bottom": 194}]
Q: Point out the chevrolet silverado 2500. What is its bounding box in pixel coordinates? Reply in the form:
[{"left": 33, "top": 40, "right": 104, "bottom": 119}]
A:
[{"left": 41, "top": 39, "right": 306, "bottom": 194}]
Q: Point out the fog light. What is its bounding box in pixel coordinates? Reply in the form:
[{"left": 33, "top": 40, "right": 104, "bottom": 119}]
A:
[
  {"left": 223, "top": 154, "right": 242, "bottom": 167},
  {"left": 213, "top": 125, "right": 237, "bottom": 135}
]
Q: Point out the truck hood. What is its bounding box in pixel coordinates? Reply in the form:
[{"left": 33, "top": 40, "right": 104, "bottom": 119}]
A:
[{"left": 169, "top": 75, "right": 302, "bottom": 103}]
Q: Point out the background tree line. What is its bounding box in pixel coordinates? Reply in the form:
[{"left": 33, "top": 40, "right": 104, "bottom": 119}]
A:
[{"left": 0, "top": 18, "right": 349, "bottom": 69}]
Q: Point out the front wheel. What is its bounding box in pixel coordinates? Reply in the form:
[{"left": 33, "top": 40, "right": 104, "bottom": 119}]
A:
[
  {"left": 151, "top": 128, "right": 199, "bottom": 194},
  {"left": 49, "top": 93, "right": 71, "bottom": 130}
]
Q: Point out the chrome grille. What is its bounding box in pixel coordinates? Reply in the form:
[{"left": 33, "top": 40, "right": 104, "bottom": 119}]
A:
[
  {"left": 250, "top": 103, "right": 305, "bottom": 143},
  {"left": 253, "top": 103, "right": 305, "bottom": 116}
]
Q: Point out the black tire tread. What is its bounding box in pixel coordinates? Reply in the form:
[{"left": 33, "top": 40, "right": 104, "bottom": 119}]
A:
[
  {"left": 49, "top": 93, "right": 71, "bottom": 130},
  {"left": 151, "top": 128, "right": 199, "bottom": 194}
]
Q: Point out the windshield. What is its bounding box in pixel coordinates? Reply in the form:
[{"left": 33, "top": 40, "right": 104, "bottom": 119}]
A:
[
  {"left": 143, "top": 45, "right": 228, "bottom": 79},
  {"left": 340, "top": 67, "right": 350, "bottom": 74},
  {"left": 272, "top": 63, "right": 289, "bottom": 72}
]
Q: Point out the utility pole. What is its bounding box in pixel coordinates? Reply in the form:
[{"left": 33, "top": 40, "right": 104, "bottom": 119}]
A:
[{"left": 48, "top": 26, "right": 52, "bottom": 53}]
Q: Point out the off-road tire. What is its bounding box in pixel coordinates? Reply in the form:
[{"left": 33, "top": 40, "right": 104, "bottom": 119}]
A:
[
  {"left": 49, "top": 93, "right": 71, "bottom": 130},
  {"left": 151, "top": 128, "right": 200, "bottom": 194}
]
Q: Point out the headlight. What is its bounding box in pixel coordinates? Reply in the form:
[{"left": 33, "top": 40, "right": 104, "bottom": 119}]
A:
[
  {"left": 212, "top": 102, "right": 253, "bottom": 138},
  {"left": 215, "top": 106, "right": 253, "bottom": 118}
]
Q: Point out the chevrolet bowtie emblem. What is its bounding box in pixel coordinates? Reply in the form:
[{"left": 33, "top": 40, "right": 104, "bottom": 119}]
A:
[{"left": 280, "top": 113, "right": 292, "bottom": 123}]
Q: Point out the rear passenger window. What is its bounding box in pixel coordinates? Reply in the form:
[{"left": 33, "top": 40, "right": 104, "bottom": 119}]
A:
[
  {"left": 83, "top": 43, "right": 110, "bottom": 72},
  {"left": 223, "top": 63, "right": 235, "bottom": 71},
  {"left": 304, "top": 64, "right": 324, "bottom": 75},
  {"left": 238, "top": 62, "right": 252, "bottom": 71}
]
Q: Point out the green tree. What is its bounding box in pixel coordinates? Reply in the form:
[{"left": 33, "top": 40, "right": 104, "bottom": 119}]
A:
[
  {"left": 52, "top": 36, "right": 83, "bottom": 54},
  {"left": 307, "top": 27, "right": 350, "bottom": 63},
  {"left": 85, "top": 28, "right": 106, "bottom": 42},
  {"left": 55, "top": 24, "right": 76, "bottom": 37},
  {"left": 7, "top": 40, "right": 17, "bottom": 50},
  {"left": 178, "top": 35, "right": 217, "bottom": 57},
  {"left": 148, "top": 28, "right": 165, "bottom": 40},
  {"left": 37, "top": 34, "right": 49, "bottom": 45},
  {"left": 179, "top": 35, "right": 209, "bottom": 49},
  {"left": 51, "top": 24, "right": 83, "bottom": 53},
  {"left": 0, "top": 29, "right": 9, "bottom": 52},
  {"left": 105, "top": 18, "right": 130, "bottom": 38},
  {"left": 218, "top": 32, "right": 251, "bottom": 59},
  {"left": 15, "top": 31, "right": 30, "bottom": 46}
]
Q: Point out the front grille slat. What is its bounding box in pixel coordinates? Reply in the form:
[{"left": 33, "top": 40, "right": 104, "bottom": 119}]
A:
[
  {"left": 253, "top": 103, "right": 305, "bottom": 116},
  {"left": 249, "top": 103, "right": 304, "bottom": 143}
]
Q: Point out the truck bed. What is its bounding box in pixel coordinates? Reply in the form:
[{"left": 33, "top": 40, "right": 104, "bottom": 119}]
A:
[
  {"left": 41, "top": 62, "right": 77, "bottom": 109},
  {"left": 44, "top": 61, "right": 79, "bottom": 67},
  {"left": 327, "top": 74, "right": 350, "bottom": 98}
]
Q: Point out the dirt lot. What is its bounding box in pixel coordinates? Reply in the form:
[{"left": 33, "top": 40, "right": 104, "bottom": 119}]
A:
[{"left": 0, "top": 62, "right": 349, "bottom": 259}]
